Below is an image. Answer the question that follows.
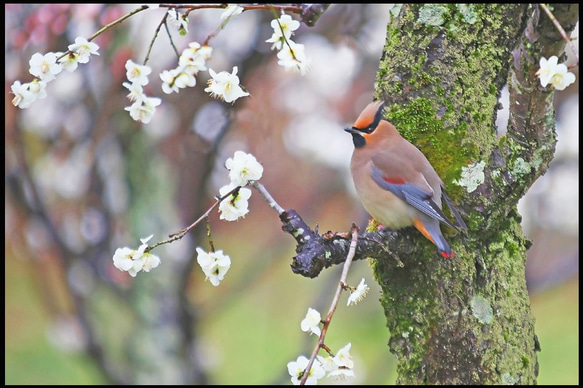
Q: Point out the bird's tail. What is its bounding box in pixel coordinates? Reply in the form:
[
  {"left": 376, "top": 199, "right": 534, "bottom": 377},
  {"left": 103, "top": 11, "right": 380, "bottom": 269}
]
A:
[{"left": 413, "top": 217, "right": 454, "bottom": 258}]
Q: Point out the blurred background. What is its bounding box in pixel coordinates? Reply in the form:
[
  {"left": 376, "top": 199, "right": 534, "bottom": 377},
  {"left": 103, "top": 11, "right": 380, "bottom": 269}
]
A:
[{"left": 5, "top": 4, "right": 578, "bottom": 385}]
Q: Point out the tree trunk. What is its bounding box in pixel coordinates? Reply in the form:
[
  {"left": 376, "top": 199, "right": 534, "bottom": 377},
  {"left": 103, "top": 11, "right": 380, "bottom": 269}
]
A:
[{"left": 369, "top": 4, "right": 577, "bottom": 384}]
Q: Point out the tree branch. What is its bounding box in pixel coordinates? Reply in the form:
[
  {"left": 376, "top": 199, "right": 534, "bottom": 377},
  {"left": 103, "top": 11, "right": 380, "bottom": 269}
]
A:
[{"left": 279, "top": 209, "right": 402, "bottom": 278}]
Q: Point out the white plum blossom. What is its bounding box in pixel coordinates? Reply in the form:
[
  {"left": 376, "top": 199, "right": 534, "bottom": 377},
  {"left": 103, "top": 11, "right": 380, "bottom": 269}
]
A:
[
  {"left": 196, "top": 247, "right": 231, "bottom": 286},
  {"left": 11, "top": 81, "right": 34, "bottom": 109},
  {"left": 346, "top": 278, "right": 370, "bottom": 306},
  {"left": 113, "top": 247, "right": 135, "bottom": 272},
  {"left": 112, "top": 235, "right": 160, "bottom": 277},
  {"left": 160, "top": 68, "right": 196, "bottom": 93},
  {"left": 175, "top": 71, "right": 197, "bottom": 88},
  {"left": 549, "top": 64, "right": 576, "bottom": 91},
  {"left": 28, "top": 52, "right": 62, "bottom": 82},
  {"left": 179, "top": 43, "right": 211, "bottom": 74},
  {"left": 277, "top": 40, "right": 310, "bottom": 75},
  {"left": 124, "top": 95, "right": 162, "bottom": 124},
  {"left": 139, "top": 252, "right": 161, "bottom": 273},
  {"left": 12, "top": 37, "right": 99, "bottom": 110},
  {"left": 27, "top": 79, "right": 48, "bottom": 100},
  {"left": 57, "top": 51, "right": 80, "bottom": 72},
  {"left": 67, "top": 36, "right": 99, "bottom": 64},
  {"left": 220, "top": 4, "right": 244, "bottom": 21},
  {"left": 167, "top": 8, "right": 188, "bottom": 35},
  {"left": 159, "top": 42, "right": 211, "bottom": 95},
  {"left": 175, "top": 65, "right": 201, "bottom": 85},
  {"left": 332, "top": 343, "right": 354, "bottom": 369},
  {"left": 181, "top": 42, "right": 213, "bottom": 61},
  {"left": 122, "top": 81, "right": 146, "bottom": 102},
  {"left": 218, "top": 184, "right": 252, "bottom": 221},
  {"left": 125, "top": 59, "right": 152, "bottom": 86},
  {"left": 536, "top": 55, "right": 576, "bottom": 91},
  {"left": 300, "top": 307, "right": 322, "bottom": 336},
  {"left": 536, "top": 56, "right": 559, "bottom": 87},
  {"left": 287, "top": 355, "right": 326, "bottom": 385},
  {"left": 328, "top": 368, "right": 355, "bottom": 380},
  {"left": 205, "top": 66, "right": 249, "bottom": 103},
  {"left": 265, "top": 14, "right": 309, "bottom": 75},
  {"left": 266, "top": 14, "right": 301, "bottom": 50},
  {"left": 11, "top": 80, "right": 47, "bottom": 109},
  {"left": 123, "top": 59, "right": 160, "bottom": 123},
  {"left": 317, "top": 354, "right": 355, "bottom": 380},
  {"left": 316, "top": 355, "right": 337, "bottom": 373},
  {"left": 225, "top": 151, "right": 264, "bottom": 186},
  {"left": 160, "top": 69, "right": 180, "bottom": 94}
]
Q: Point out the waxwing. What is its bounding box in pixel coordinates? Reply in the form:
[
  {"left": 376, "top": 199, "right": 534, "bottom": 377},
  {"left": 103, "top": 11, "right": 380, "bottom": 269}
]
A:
[{"left": 345, "top": 100, "right": 467, "bottom": 257}]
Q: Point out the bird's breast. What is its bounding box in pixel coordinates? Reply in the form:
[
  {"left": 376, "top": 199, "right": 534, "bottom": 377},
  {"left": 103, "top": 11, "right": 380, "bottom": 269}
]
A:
[{"left": 351, "top": 160, "right": 416, "bottom": 229}]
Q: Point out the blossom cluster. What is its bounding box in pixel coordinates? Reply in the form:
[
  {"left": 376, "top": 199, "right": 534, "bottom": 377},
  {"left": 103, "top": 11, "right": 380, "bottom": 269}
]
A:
[
  {"left": 123, "top": 59, "right": 161, "bottom": 124},
  {"left": 536, "top": 55, "right": 576, "bottom": 91},
  {"left": 289, "top": 306, "right": 357, "bottom": 384},
  {"left": 196, "top": 247, "right": 231, "bottom": 286},
  {"left": 194, "top": 150, "right": 264, "bottom": 287},
  {"left": 287, "top": 345, "right": 355, "bottom": 384},
  {"left": 11, "top": 6, "right": 311, "bottom": 122},
  {"left": 167, "top": 8, "right": 189, "bottom": 36},
  {"left": 11, "top": 37, "right": 99, "bottom": 109},
  {"left": 289, "top": 277, "right": 370, "bottom": 384},
  {"left": 161, "top": 6, "right": 250, "bottom": 104},
  {"left": 112, "top": 235, "right": 161, "bottom": 277},
  {"left": 217, "top": 151, "right": 264, "bottom": 221},
  {"left": 266, "top": 14, "right": 310, "bottom": 75},
  {"left": 160, "top": 42, "right": 211, "bottom": 94}
]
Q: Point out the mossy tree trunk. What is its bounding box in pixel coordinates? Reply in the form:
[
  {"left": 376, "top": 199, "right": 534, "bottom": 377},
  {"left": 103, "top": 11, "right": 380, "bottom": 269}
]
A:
[{"left": 369, "top": 4, "right": 578, "bottom": 384}]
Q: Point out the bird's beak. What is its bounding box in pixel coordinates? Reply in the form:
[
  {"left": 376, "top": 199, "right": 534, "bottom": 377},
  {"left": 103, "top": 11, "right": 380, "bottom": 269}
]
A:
[{"left": 344, "top": 127, "right": 360, "bottom": 135}]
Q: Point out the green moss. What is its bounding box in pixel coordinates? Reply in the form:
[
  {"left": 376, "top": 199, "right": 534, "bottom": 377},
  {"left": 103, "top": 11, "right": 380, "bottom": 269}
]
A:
[
  {"left": 372, "top": 4, "right": 540, "bottom": 383},
  {"left": 386, "top": 97, "right": 473, "bottom": 190},
  {"left": 376, "top": 7, "right": 510, "bottom": 198}
]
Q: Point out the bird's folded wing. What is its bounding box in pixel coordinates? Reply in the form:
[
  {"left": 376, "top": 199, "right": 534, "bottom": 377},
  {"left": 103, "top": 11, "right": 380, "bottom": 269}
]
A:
[{"left": 371, "top": 164, "right": 460, "bottom": 230}]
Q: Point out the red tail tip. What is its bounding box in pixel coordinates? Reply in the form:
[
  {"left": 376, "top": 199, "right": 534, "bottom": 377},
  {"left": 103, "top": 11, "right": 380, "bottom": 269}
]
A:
[{"left": 441, "top": 251, "right": 455, "bottom": 258}]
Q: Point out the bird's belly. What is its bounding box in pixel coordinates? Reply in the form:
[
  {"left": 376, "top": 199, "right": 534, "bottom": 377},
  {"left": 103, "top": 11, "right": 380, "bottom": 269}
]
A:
[{"left": 356, "top": 188, "right": 414, "bottom": 229}]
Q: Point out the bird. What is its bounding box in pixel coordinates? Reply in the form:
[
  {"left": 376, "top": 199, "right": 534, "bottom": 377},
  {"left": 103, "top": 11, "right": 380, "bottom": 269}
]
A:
[{"left": 345, "top": 100, "right": 467, "bottom": 258}]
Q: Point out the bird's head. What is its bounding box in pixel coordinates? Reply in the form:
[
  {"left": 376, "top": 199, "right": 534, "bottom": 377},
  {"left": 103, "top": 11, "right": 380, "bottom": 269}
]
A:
[{"left": 344, "top": 100, "right": 386, "bottom": 148}]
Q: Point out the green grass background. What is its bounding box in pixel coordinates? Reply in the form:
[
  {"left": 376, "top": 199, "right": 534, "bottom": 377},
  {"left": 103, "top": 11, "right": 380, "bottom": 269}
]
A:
[{"left": 5, "top": 248, "right": 578, "bottom": 385}]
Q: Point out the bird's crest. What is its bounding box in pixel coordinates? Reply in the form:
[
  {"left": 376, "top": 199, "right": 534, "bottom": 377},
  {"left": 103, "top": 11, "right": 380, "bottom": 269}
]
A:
[{"left": 352, "top": 100, "right": 385, "bottom": 134}]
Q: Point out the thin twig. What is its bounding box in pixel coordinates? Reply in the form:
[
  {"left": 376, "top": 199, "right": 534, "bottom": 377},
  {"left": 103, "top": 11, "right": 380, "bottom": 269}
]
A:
[
  {"left": 539, "top": 3, "right": 579, "bottom": 64},
  {"left": 206, "top": 217, "right": 215, "bottom": 252},
  {"left": 88, "top": 5, "right": 149, "bottom": 42},
  {"left": 143, "top": 12, "right": 169, "bottom": 65},
  {"left": 145, "top": 185, "right": 241, "bottom": 252},
  {"left": 299, "top": 224, "right": 359, "bottom": 385},
  {"left": 250, "top": 181, "right": 285, "bottom": 214}
]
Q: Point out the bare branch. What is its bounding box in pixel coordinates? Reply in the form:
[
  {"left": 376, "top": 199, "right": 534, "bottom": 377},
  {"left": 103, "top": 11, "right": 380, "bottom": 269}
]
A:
[{"left": 539, "top": 3, "right": 579, "bottom": 64}]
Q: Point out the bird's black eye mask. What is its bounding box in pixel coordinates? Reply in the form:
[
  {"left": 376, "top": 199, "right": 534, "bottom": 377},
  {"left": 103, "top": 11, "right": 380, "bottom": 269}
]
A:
[{"left": 345, "top": 101, "right": 386, "bottom": 134}]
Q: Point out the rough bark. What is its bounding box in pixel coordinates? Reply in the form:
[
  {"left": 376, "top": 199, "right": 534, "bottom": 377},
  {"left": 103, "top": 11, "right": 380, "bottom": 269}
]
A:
[
  {"left": 367, "top": 4, "right": 577, "bottom": 384},
  {"left": 6, "top": 4, "right": 576, "bottom": 385},
  {"left": 282, "top": 3, "right": 577, "bottom": 384},
  {"left": 282, "top": 4, "right": 578, "bottom": 384}
]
